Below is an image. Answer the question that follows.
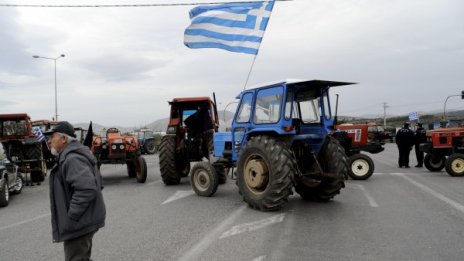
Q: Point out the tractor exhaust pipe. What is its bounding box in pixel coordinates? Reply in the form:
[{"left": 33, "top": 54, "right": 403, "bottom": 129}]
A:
[
  {"left": 213, "top": 92, "right": 219, "bottom": 132},
  {"left": 334, "top": 94, "right": 339, "bottom": 126}
]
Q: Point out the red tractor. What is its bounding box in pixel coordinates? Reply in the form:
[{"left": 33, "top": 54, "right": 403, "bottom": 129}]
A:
[
  {"left": 158, "top": 96, "right": 227, "bottom": 185},
  {"left": 419, "top": 127, "right": 464, "bottom": 177},
  {"left": 333, "top": 124, "right": 385, "bottom": 180},
  {"left": 92, "top": 127, "right": 147, "bottom": 183},
  {"left": 0, "top": 114, "right": 47, "bottom": 183}
]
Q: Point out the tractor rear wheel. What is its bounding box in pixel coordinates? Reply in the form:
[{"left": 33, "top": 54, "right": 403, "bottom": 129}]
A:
[
  {"left": 236, "top": 135, "right": 294, "bottom": 211},
  {"left": 445, "top": 153, "right": 464, "bottom": 177},
  {"left": 295, "top": 136, "right": 347, "bottom": 201},
  {"left": 424, "top": 154, "right": 446, "bottom": 172},
  {"left": 135, "top": 157, "right": 148, "bottom": 183},
  {"left": 347, "top": 153, "right": 374, "bottom": 180},
  {"left": 190, "top": 162, "right": 219, "bottom": 197},
  {"left": 159, "top": 135, "right": 181, "bottom": 185},
  {"left": 144, "top": 140, "right": 157, "bottom": 154}
]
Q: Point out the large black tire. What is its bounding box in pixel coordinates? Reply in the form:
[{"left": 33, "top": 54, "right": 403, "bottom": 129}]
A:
[
  {"left": 0, "top": 180, "right": 9, "bottom": 207},
  {"left": 295, "top": 136, "right": 347, "bottom": 201},
  {"left": 159, "top": 135, "right": 181, "bottom": 185},
  {"left": 347, "top": 154, "right": 374, "bottom": 180},
  {"left": 135, "top": 157, "right": 148, "bottom": 183},
  {"left": 445, "top": 153, "right": 464, "bottom": 177},
  {"left": 190, "top": 162, "right": 219, "bottom": 197},
  {"left": 144, "top": 140, "right": 157, "bottom": 154},
  {"left": 236, "top": 136, "right": 294, "bottom": 211},
  {"left": 424, "top": 154, "right": 446, "bottom": 172}
]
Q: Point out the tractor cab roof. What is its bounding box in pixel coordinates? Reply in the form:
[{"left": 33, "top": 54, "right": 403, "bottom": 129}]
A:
[
  {"left": 0, "top": 113, "right": 31, "bottom": 120},
  {"left": 169, "top": 97, "right": 214, "bottom": 104},
  {"left": 238, "top": 79, "right": 356, "bottom": 98}
]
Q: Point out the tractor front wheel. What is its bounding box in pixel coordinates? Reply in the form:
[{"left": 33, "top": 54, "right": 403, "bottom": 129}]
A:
[
  {"left": 190, "top": 162, "right": 219, "bottom": 197},
  {"left": 445, "top": 153, "right": 464, "bottom": 177},
  {"left": 236, "top": 135, "right": 294, "bottom": 211},
  {"left": 424, "top": 154, "right": 446, "bottom": 172},
  {"left": 347, "top": 153, "right": 374, "bottom": 180},
  {"left": 135, "top": 157, "right": 148, "bottom": 183},
  {"left": 144, "top": 140, "right": 157, "bottom": 154}
]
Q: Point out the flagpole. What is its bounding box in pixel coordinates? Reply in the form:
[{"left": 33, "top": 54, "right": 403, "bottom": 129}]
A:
[
  {"left": 242, "top": 54, "right": 258, "bottom": 91},
  {"left": 242, "top": 0, "right": 276, "bottom": 91}
]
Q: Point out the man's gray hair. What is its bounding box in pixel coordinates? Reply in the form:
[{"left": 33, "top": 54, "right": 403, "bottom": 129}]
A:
[{"left": 56, "top": 132, "right": 78, "bottom": 144}]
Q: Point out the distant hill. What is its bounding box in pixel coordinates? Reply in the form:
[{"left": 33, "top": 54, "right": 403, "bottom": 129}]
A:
[
  {"left": 74, "top": 109, "right": 464, "bottom": 134},
  {"left": 73, "top": 110, "right": 236, "bottom": 134}
]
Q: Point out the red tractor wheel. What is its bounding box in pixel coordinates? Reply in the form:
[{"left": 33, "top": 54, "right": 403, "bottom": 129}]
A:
[
  {"left": 445, "top": 153, "right": 464, "bottom": 177},
  {"left": 190, "top": 162, "right": 219, "bottom": 197},
  {"left": 135, "top": 157, "right": 147, "bottom": 183},
  {"left": 347, "top": 154, "right": 374, "bottom": 180},
  {"left": 424, "top": 154, "right": 446, "bottom": 172}
]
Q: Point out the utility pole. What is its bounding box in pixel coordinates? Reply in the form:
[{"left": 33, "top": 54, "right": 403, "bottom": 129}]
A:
[{"left": 382, "top": 102, "right": 389, "bottom": 129}]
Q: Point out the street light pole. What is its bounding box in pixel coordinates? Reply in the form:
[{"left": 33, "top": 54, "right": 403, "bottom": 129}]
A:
[
  {"left": 443, "top": 94, "right": 461, "bottom": 124},
  {"left": 33, "top": 54, "right": 65, "bottom": 121}
]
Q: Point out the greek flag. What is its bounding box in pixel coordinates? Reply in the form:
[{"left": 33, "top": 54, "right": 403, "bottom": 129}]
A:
[
  {"left": 33, "top": 127, "right": 45, "bottom": 142},
  {"left": 409, "top": 112, "right": 419, "bottom": 121},
  {"left": 184, "top": 1, "right": 275, "bottom": 55}
]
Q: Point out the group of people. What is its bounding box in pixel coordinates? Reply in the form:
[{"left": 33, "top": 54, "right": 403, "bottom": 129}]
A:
[{"left": 395, "top": 122, "right": 427, "bottom": 168}]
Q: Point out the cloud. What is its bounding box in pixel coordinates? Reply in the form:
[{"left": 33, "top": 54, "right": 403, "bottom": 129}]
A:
[{"left": 81, "top": 54, "right": 171, "bottom": 81}]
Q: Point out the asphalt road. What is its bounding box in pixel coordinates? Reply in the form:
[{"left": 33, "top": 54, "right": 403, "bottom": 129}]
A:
[{"left": 1, "top": 143, "right": 464, "bottom": 261}]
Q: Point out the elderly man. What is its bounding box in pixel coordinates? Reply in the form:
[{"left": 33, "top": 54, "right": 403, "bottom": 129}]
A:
[{"left": 45, "top": 121, "right": 105, "bottom": 261}]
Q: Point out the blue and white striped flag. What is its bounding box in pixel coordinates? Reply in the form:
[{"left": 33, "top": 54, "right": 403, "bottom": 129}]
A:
[
  {"left": 184, "top": 1, "right": 275, "bottom": 55},
  {"left": 33, "top": 127, "right": 45, "bottom": 142}
]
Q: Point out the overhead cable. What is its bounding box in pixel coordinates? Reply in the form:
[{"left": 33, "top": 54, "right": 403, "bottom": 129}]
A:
[{"left": 0, "top": 0, "right": 293, "bottom": 8}]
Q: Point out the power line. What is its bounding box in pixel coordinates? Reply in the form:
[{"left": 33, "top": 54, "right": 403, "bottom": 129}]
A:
[{"left": 0, "top": 0, "right": 292, "bottom": 8}]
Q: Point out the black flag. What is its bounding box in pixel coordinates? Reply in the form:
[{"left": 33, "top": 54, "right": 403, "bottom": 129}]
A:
[{"left": 83, "top": 121, "right": 94, "bottom": 148}]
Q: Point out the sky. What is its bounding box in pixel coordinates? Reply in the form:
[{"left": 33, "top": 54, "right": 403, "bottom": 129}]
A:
[{"left": 1, "top": 0, "right": 463, "bottom": 127}]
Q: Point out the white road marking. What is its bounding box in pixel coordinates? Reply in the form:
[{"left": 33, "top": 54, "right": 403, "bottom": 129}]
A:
[
  {"left": 390, "top": 172, "right": 405, "bottom": 176},
  {"left": 162, "top": 190, "right": 195, "bottom": 205},
  {"left": 252, "top": 255, "right": 266, "bottom": 261},
  {"left": 220, "top": 213, "right": 286, "bottom": 239},
  {"left": 356, "top": 184, "right": 379, "bottom": 208},
  {"left": 397, "top": 173, "right": 464, "bottom": 214},
  {"left": 0, "top": 213, "right": 50, "bottom": 231},
  {"left": 177, "top": 205, "right": 247, "bottom": 261}
]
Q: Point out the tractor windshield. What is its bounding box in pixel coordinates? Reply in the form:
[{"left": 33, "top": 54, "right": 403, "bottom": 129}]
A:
[
  {"left": 291, "top": 89, "right": 321, "bottom": 124},
  {"left": 253, "top": 86, "right": 283, "bottom": 124},
  {"left": 0, "top": 119, "right": 28, "bottom": 136}
]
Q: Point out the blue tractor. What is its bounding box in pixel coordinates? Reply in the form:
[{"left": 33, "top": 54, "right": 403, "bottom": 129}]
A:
[{"left": 189, "top": 80, "right": 353, "bottom": 211}]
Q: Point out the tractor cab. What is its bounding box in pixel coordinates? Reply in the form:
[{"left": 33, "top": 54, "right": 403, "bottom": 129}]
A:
[{"left": 230, "top": 80, "right": 356, "bottom": 161}]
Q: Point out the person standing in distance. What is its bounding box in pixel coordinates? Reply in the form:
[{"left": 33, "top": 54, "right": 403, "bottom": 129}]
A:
[
  {"left": 45, "top": 121, "right": 106, "bottom": 261},
  {"left": 395, "top": 122, "right": 415, "bottom": 168},
  {"left": 414, "top": 123, "right": 427, "bottom": 167}
]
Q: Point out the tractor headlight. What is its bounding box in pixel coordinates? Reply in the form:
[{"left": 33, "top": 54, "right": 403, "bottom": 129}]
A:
[
  {"left": 102, "top": 145, "right": 107, "bottom": 149},
  {"left": 119, "top": 144, "right": 125, "bottom": 150},
  {"left": 111, "top": 145, "right": 116, "bottom": 150}
]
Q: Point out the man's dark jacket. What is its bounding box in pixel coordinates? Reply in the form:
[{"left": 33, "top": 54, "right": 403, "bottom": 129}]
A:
[{"left": 49, "top": 141, "right": 106, "bottom": 242}]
